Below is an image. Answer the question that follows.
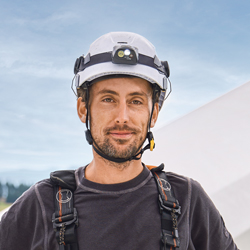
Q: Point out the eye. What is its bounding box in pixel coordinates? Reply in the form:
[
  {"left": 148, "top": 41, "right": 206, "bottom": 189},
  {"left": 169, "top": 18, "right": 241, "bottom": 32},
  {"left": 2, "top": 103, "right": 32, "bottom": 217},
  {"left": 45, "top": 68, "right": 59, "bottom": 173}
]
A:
[
  {"left": 131, "top": 100, "right": 142, "bottom": 105},
  {"left": 102, "top": 98, "right": 114, "bottom": 103}
]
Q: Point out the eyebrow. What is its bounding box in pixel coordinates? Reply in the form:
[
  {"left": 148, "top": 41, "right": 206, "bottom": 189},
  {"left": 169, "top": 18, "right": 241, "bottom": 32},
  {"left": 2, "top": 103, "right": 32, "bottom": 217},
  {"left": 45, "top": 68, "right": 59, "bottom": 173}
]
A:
[
  {"left": 128, "top": 91, "right": 149, "bottom": 98},
  {"left": 97, "top": 89, "right": 150, "bottom": 98},
  {"left": 97, "top": 89, "right": 119, "bottom": 96}
]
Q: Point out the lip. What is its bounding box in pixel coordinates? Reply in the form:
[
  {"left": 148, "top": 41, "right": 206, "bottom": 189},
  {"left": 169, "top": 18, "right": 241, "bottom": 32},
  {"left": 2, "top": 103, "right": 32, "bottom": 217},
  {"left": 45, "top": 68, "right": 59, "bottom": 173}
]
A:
[{"left": 108, "top": 131, "right": 134, "bottom": 139}]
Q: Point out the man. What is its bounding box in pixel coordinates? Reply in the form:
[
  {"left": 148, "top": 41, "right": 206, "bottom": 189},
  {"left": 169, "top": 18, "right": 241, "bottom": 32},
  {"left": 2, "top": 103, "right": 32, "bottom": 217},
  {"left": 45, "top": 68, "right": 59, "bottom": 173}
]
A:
[{"left": 0, "top": 32, "right": 238, "bottom": 250}]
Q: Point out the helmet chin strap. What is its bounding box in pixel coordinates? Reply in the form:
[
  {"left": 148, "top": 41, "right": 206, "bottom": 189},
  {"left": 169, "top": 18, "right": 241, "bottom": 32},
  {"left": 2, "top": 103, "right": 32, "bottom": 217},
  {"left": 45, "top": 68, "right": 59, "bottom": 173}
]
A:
[
  {"left": 84, "top": 85, "right": 157, "bottom": 164},
  {"left": 85, "top": 129, "right": 154, "bottom": 164},
  {"left": 92, "top": 135, "right": 150, "bottom": 163}
]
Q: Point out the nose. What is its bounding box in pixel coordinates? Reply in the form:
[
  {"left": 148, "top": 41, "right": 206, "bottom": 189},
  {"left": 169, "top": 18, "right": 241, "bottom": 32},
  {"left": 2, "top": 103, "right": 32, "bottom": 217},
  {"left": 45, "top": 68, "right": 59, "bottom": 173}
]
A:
[{"left": 115, "top": 101, "right": 129, "bottom": 124}]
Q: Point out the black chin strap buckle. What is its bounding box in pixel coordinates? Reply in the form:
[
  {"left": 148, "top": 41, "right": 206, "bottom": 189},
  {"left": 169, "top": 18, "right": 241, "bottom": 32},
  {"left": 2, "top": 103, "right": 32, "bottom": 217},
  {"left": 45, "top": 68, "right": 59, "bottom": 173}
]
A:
[{"left": 85, "top": 129, "right": 93, "bottom": 145}]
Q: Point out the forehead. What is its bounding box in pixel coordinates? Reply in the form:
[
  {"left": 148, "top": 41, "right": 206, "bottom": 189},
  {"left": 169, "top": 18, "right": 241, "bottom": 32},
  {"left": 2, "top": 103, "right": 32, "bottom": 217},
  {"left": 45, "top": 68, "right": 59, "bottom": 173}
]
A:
[{"left": 90, "top": 77, "right": 153, "bottom": 96}]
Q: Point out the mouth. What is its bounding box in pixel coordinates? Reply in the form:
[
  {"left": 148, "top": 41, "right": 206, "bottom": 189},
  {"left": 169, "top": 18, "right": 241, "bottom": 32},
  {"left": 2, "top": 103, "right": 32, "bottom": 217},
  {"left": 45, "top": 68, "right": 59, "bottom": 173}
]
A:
[{"left": 108, "top": 131, "right": 134, "bottom": 139}]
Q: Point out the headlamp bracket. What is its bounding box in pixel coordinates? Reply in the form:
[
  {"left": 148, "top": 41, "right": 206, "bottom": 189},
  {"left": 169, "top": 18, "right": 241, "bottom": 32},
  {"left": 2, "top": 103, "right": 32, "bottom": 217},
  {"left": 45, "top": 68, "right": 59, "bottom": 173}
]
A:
[{"left": 112, "top": 45, "right": 138, "bottom": 65}]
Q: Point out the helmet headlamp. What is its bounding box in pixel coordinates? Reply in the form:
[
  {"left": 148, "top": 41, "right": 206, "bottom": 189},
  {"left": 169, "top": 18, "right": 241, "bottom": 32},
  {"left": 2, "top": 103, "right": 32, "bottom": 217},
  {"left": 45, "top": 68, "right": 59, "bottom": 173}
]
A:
[{"left": 112, "top": 45, "right": 138, "bottom": 65}]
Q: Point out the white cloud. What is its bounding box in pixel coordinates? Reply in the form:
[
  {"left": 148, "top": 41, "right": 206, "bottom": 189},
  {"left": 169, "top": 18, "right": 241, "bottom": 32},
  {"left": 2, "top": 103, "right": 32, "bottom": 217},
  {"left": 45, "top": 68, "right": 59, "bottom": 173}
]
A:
[
  {"left": 0, "top": 47, "right": 71, "bottom": 79},
  {"left": 7, "top": 11, "right": 79, "bottom": 32},
  {"left": 12, "top": 62, "right": 71, "bottom": 79}
]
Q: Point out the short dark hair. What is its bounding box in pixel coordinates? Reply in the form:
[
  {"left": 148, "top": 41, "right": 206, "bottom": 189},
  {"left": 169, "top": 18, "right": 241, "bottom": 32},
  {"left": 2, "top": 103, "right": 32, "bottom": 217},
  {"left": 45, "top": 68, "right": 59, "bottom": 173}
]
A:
[{"left": 77, "top": 86, "right": 88, "bottom": 102}]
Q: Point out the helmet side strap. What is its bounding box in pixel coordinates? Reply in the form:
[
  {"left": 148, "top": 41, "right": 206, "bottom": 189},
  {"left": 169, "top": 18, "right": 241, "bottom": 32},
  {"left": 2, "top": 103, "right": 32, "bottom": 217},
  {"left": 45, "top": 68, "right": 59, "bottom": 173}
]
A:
[
  {"left": 146, "top": 86, "right": 158, "bottom": 151},
  {"left": 84, "top": 84, "right": 94, "bottom": 145}
]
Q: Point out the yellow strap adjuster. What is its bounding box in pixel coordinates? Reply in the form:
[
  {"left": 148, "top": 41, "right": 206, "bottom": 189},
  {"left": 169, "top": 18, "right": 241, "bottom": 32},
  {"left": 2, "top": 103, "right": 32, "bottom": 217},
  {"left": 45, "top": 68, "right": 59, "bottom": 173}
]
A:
[{"left": 150, "top": 138, "right": 155, "bottom": 151}]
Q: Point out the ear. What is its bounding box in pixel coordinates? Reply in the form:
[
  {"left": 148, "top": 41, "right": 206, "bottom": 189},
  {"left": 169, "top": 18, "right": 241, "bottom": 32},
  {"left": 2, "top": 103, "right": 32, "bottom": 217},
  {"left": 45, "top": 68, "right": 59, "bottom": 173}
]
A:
[
  {"left": 77, "top": 97, "right": 87, "bottom": 124},
  {"left": 150, "top": 102, "right": 159, "bottom": 128}
]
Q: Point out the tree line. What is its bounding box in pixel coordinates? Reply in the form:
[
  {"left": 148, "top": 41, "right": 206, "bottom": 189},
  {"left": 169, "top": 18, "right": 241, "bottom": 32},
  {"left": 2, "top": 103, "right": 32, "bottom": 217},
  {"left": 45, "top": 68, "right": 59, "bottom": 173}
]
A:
[{"left": 0, "top": 182, "right": 31, "bottom": 203}]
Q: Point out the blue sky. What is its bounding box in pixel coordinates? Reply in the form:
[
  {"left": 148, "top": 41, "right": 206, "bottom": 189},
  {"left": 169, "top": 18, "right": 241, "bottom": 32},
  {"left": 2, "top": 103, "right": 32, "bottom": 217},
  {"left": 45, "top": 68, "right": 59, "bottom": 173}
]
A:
[{"left": 0, "top": 0, "right": 250, "bottom": 179}]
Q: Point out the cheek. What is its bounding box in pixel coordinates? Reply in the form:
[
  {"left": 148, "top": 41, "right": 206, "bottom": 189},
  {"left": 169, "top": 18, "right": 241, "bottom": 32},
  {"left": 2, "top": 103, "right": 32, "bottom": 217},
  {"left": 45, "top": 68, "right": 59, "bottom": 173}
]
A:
[
  {"left": 89, "top": 119, "right": 103, "bottom": 142},
  {"left": 131, "top": 110, "right": 150, "bottom": 131},
  {"left": 89, "top": 108, "right": 111, "bottom": 137}
]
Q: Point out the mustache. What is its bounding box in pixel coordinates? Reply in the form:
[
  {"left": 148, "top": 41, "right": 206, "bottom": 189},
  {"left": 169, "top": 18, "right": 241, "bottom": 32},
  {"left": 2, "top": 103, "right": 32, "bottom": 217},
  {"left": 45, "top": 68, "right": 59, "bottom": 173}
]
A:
[{"left": 104, "top": 124, "right": 140, "bottom": 134}]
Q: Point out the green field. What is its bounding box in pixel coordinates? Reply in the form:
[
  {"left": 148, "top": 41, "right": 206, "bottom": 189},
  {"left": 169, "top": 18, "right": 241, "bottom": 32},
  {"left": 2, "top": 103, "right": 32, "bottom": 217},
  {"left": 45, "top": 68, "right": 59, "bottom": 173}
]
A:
[{"left": 0, "top": 201, "right": 12, "bottom": 211}]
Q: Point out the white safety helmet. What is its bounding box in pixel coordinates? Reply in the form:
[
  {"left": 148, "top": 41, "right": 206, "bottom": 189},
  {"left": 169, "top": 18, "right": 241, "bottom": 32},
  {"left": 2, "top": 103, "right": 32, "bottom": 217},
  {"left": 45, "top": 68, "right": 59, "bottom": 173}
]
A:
[{"left": 73, "top": 32, "right": 171, "bottom": 110}]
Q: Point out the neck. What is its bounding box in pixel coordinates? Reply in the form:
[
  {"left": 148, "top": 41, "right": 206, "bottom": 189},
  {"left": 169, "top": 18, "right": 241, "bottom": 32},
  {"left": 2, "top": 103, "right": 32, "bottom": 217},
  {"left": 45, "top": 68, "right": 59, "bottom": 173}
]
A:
[{"left": 85, "top": 149, "right": 144, "bottom": 184}]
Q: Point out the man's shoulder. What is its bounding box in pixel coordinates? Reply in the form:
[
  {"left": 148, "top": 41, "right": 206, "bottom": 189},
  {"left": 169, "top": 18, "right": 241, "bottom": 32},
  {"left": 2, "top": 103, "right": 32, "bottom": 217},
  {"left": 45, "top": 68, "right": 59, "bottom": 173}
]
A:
[
  {"left": 165, "top": 171, "right": 204, "bottom": 193},
  {"left": 165, "top": 171, "right": 190, "bottom": 193},
  {"left": 165, "top": 171, "right": 189, "bottom": 183},
  {"left": 163, "top": 171, "right": 208, "bottom": 208},
  {"left": 35, "top": 177, "right": 54, "bottom": 191},
  {"left": 6, "top": 178, "right": 53, "bottom": 214}
]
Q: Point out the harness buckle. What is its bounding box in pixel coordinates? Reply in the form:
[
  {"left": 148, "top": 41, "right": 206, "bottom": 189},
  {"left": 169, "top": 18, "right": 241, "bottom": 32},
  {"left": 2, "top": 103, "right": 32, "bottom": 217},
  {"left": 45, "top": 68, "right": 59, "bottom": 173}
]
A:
[
  {"left": 162, "top": 232, "right": 181, "bottom": 248},
  {"left": 159, "top": 194, "right": 181, "bottom": 215},
  {"left": 52, "top": 208, "right": 78, "bottom": 230},
  {"left": 158, "top": 195, "right": 181, "bottom": 249}
]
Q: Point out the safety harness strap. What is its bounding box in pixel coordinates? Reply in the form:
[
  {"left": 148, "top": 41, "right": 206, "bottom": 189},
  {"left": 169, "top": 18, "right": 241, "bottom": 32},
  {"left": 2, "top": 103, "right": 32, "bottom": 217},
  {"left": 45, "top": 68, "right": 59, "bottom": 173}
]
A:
[
  {"left": 50, "top": 170, "right": 79, "bottom": 250},
  {"left": 50, "top": 165, "right": 180, "bottom": 250},
  {"left": 148, "top": 164, "right": 181, "bottom": 250}
]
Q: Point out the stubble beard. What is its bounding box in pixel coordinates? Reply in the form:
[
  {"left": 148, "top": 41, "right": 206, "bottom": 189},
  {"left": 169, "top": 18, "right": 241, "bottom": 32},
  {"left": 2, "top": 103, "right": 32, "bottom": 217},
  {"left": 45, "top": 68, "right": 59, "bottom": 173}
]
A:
[
  {"left": 91, "top": 122, "right": 148, "bottom": 169},
  {"left": 97, "top": 135, "right": 144, "bottom": 160},
  {"left": 93, "top": 124, "right": 147, "bottom": 161}
]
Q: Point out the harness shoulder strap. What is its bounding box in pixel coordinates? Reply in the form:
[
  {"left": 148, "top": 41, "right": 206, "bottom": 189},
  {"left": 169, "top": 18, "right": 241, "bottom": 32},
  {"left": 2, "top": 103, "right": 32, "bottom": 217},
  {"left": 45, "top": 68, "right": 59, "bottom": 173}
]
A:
[
  {"left": 147, "top": 164, "right": 181, "bottom": 250},
  {"left": 50, "top": 170, "right": 79, "bottom": 250},
  {"left": 50, "top": 165, "right": 180, "bottom": 250}
]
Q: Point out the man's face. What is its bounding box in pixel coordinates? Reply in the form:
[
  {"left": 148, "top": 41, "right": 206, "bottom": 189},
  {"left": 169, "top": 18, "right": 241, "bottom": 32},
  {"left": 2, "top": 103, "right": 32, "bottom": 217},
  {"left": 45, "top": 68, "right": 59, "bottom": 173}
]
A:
[{"left": 84, "top": 77, "right": 158, "bottom": 159}]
